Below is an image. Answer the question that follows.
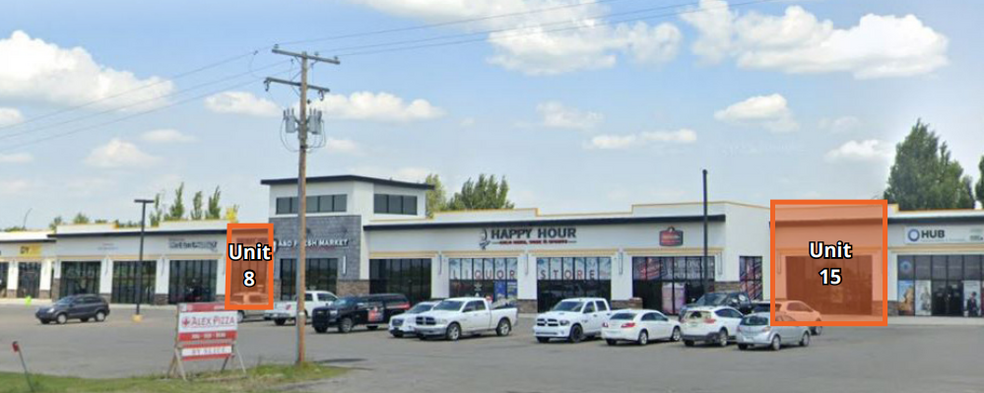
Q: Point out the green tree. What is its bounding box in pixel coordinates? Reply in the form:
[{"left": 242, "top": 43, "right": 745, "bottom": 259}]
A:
[
  {"left": 224, "top": 204, "right": 240, "bottom": 223},
  {"left": 150, "top": 191, "right": 165, "bottom": 227},
  {"left": 3, "top": 226, "right": 26, "bottom": 232},
  {"left": 206, "top": 187, "right": 222, "bottom": 219},
  {"left": 167, "top": 182, "right": 185, "bottom": 220},
  {"left": 191, "top": 190, "right": 204, "bottom": 220},
  {"left": 447, "top": 174, "right": 515, "bottom": 210},
  {"left": 49, "top": 216, "right": 64, "bottom": 231},
  {"left": 976, "top": 156, "right": 984, "bottom": 208},
  {"left": 883, "top": 120, "right": 975, "bottom": 210},
  {"left": 72, "top": 212, "right": 91, "bottom": 224},
  {"left": 424, "top": 173, "right": 448, "bottom": 217}
]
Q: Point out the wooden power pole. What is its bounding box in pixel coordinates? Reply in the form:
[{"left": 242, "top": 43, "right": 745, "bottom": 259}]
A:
[{"left": 266, "top": 46, "right": 339, "bottom": 365}]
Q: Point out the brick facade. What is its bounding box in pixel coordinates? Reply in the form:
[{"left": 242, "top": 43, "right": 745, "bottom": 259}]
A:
[{"left": 336, "top": 280, "right": 370, "bottom": 296}]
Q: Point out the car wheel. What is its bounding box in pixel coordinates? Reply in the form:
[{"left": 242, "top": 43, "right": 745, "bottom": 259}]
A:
[
  {"left": 717, "top": 329, "right": 729, "bottom": 347},
  {"left": 770, "top": 335, "right": 781, "bottom": 351},
  {"left": 81, "top": 317, "right": 89, "bottom": 323},
  {"left": 446, "top": 323, "right": 461, "bottom": 341},
  {"left": 605, "top": 339, "right": 617, "bottom": 346},
  {"left": 274, "top": 318, "right": 286, "bottom": 326},
  {"left": 811, "top": 325, "right": 822, "bottom": 336},
  {"left": 670, "top": 327, "right": 682, "bottom": 342},
  {"left": 367, "top": 325, "right": 380, "bottom": 331},
  {"left": 95, "top": 311, "right": 106, "bottom": 322},
  {"left": 738, "top": 343, "right": 749, "bottom": 350},
  {"left": 237, "top": 311, "right": 245, "bottom": 324},
  {"left": 568, "top": 324, "right": 583, "bottom": 343},
  {"left": 40, "top": 320, "right": 50, "bottom": 325},
  {"left": 536, "top": 337, "right": 550, "bottom": 343},
  {"left": 496, "top": 319, "right": 512, "bottom": 337},
  {"left": 56, "top": 313, "right": 67, "bottom": 324},
  {"left": 391, "top": 331, "right": 404, "bottom": 338},
  {"left": 684, "top": 340, "right": 695, "bottom": 347},
  {"left": 800, "top": 331, "right": 811, "bottom": 347},
  {"left": 338, "top": 318, "right": 354, "bottom": 333},
  {"left": 637, "top": 330, "right": 649, "bottom": 346},
  {"left": 314, "top": 325, "right": 328, "bottom": 333}
]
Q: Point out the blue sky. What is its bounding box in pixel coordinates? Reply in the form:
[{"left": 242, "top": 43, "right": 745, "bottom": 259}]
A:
[{"left": 0, "top": 0, "right": 981, "bottom": 227}]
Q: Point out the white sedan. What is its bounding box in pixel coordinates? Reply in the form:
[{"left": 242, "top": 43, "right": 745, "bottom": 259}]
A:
[{"left": 601, "top": 309, "right": 682, "bottom": 346}]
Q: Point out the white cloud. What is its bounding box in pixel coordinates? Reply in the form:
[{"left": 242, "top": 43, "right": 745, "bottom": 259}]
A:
[
  {"left": 0, "top": 31, "right": 174, "bottom": 110},
  {"left": 0, "top": 153, "right": 33, "bottom": 164},
  {"left": 309, "top": 91, "right": 445, "bottom": 122},
  {"left": 682, "top": 0, "right": 948, "bottom": 79},
  {"left": 84, "top": 138, "right": 160, "bottom": 168},
  {"left": 825, "top": 139, "right": 893, "bottom": 162},
  {"left": 204, "top": 91, "right": 280, "bottom": 117},
  {"left": 818, "top": 116, "right": 861, "bottom": 133},
  {"left": 324, "top": 137, "right": 360, "bottom": 154},
  {"left": 0, "top": 179, "right": 34, "bottom": 196},
  {"left": 0, "top": 107, "right": 24, "bottom": 126},
  {"left": 459, "top": 117, "right": 476, "bottom": 127},
  {"left": 141, "top": 129, "right": 195, "bottom": 143},
  {"left": 714, "top": 93, "right": 798, "bottom": 132},
  {"left": 348, "top": 1, "right": 681, "bottom": 75},
  {"left": 586, "top": 129, "right": 697, "bottom": 149},
  {"left": 537, "top": 101, "right": 603, "bottom": 130}
]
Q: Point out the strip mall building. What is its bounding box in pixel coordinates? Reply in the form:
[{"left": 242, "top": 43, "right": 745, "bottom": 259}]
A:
[{"left": 2, "top": 175, "right": 982, "bottom": 316}]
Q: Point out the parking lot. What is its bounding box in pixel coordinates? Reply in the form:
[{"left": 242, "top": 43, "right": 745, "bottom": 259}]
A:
[{"left": 0, "top": 304, "right": 981, "bottom": 393}]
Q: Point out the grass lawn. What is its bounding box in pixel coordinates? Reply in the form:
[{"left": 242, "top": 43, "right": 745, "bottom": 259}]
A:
[{"left": 0, "top": 362, "right": 346, "bottom": 393}]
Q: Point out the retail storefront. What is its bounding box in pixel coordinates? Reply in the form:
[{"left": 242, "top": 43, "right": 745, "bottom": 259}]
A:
[{"left": 0, "top": 233, "right": 56, "bottom": 299}]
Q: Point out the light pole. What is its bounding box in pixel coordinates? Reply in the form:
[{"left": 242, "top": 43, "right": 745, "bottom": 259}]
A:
[{"left": 134, "top": 199, "right": 153, "bottom": 320}]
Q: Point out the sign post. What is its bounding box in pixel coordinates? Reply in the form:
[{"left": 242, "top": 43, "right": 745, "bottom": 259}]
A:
[
  {"left": 167, "top": 302, "right": 246, "bottom": 380},
  {"left": 12, "top": 341, "right": 35, "bottom": 392}
]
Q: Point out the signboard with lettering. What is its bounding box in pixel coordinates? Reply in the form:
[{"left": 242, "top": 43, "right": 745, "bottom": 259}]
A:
[
  {"left": 659, "top": 227, "right": 684, "bottom": 247},
  {"left": 904, "top": 226, "right": 984, "bottom": 244},
  {"left": 18, "top": 244, "right": 42, "bottom": 257},
  {"left": 169, "top": 238, "right": 218, "bottom": 252},
  {"left": 275, "top": 238, "right": 350, "bottom": 249},
  {"left": 167, "top": 302, "right": 245, "bottom": 380},
  {"left": 479, "top": 227, "right": 577, "bottom": 250}
]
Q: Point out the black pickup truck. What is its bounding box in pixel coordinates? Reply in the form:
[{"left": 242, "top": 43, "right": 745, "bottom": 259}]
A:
[
  {"left": 679, "top": 291, "right": 755, "bottom": 320},
  {"left": 312, "top": 293, "right": 410, "bottom": 333}
]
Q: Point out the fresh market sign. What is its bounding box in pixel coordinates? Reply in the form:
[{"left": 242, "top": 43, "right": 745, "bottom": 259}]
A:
[{"left": 904, "top": 226, "right": 984, "bottom": 244}]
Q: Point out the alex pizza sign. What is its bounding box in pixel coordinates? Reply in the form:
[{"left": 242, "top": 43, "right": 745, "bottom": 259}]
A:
[
  {"left": 178, "top": 308, "right": 238, "bottom": 341},
  {"left": 168, "top": 302, "right": 245, "bottom": 379}
]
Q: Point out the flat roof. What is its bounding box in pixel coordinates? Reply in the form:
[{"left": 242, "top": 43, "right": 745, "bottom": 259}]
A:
[
  {"left": 364, "top": 214, "right": 727, "bottom": 230},
  {"left": 51, "top": 228, "right": 227, "bottom": 239},
  {"left": 260, "top": 175, "right": 434, "bottom": 190}
]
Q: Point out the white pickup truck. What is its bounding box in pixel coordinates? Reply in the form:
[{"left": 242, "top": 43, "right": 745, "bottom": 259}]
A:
[
  {"left": 264, "top": 290, "right": 337, "bottom": 325},
  {"left": 413, "top": 297, "right": 519, "bottom": 341},
  {"left": 534, "top": 297, "right": 612, "bottom": 343}
]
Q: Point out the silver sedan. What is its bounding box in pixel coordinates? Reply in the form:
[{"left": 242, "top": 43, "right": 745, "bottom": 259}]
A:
[{"left": 736, "top": 312, "right": 811, "bottom": 351}]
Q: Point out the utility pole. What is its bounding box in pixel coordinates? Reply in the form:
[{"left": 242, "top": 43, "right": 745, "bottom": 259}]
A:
[
  {"left": 265, "top": 46, "right": 338, "bottom": 365},
  {"left": 702, "top": 170, "right": 709, "bottom": 296},
  {"left": 133, "top": 198, "right": 153, "bottom": 321}
]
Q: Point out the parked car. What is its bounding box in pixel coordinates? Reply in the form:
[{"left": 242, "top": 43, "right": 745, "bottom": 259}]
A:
[
  {"left": 751, "top": 300, "right": 771, "bottom": 314},
  {"left": 232, "top": 292, "right": 269, "bottom": 323},
  {"left": 679, "top": 291, "right": 754, "bottom": 320},
  {"left": 265, "top": 290, "right": 337, "bottom": 325},
  {"left": 534, "top": 298, "right": 611, "bottom": 343},
  {"left": 737, "top": 312, "right": 811, "bottom": 351},
  {"left": 775, "top": 300, "right": 823, "bottom": 335},
  {"left": 312, "top": 293, "right": 410, "bottom": 333},
  {"left": 389, "top": 300, "right": 439, "bottom": 337},
  {"left": 680, "top": 306, "right": 744, "bottom": 347},
  {"left": 36, "top": 294, "right": 110, "bottom": 325},
  {"left": 601, "top": 309, "right": 681, "bottom": 346},
  {"left": 414, "top": 297, "right": 519, "bottom": 341}
]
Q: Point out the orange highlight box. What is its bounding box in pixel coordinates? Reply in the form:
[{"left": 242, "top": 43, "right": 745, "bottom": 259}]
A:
[
  {"left": 225, "top": 223, "right": 274, "bottom": 311},
  {"left": 770, "top": 200, "right": 888, "bottom": 327}
]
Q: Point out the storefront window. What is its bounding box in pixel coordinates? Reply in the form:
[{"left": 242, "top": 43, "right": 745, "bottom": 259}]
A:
[
  {"left": 60, "top": 261, "right": 101, "bottom": 298},
  {"left": 279, "top": 258, "right": 338, "bottom": 300},
  {"left": 739, "top": 256, "right": 763, "bottom": 300},
  {"left": 449, "top": 258, "right": 517, "bottom": 308},
  {"left": 536, "top": 257, "right": 611, "bottom": 312},
  {"left": 370, "top": 258, "right": 431, "bottom": 305},
  {"left": 0, "top": 262, "right": 8, "bottom": 298},
  {"left": 168, "top": 259, "right": 216, "bottom": 304},
  {"left": 899, "top": 255, "right": 983, "bottom": 317},
  {"left": 632, "top": 256, "right": 714, "bottom": 315},
  {"left": 16, "top": 262, "right": 40, "bottom": 298},
  {"left": 111, "top": 261, "right": 155, "bottom": 304}
]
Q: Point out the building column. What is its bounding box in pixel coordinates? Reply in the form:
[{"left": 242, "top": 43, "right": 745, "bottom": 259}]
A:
[
  {"left": 5, "top": 262, "right": 17, "bottom": 298},
  {"left": 99, "top": 257, "right": 113, "bottom": 302},
  {"left": 431, "top": 254, "right": 449, "bottom": 299},
  {"left": 215, "top": 257, "right": 226, "bottom": 303},
  {"left": 516, "top": 253, "right": 537, "bottom": 313},
  {"left": 154, "top": 256, "right": 169, "bottom": 305},
  {"left": 50, "top": 261, "right": 60, "bottom": 299},
  {"left": 39, "top": 259, "right": 53, "bottom": 299}
]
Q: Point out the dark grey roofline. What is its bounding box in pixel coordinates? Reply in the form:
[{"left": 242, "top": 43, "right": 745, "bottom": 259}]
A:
[
  {"left": 0, "top": 238, "right": 56, "bottom": 244},
  {"left": 260, "top": 175, "right": 434, "bottom": 190},
  {"left": 364, "top": 214, "right": 726, "bottom": 231},
  {"left": 888, "top": 216, "right": 984, "bottom": 224},
  {"left": 51, "top": 229, "right": 227, "bottom": 239}
]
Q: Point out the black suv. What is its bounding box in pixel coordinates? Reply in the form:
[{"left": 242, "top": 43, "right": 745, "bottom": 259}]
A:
[
  {"left": 312, "top": 293, "right": 410, "bottom": 333},
  {"left": 35, "top": 294, "right": 111, "bottom": 324},
  {"left": 679, "top": 291, "right": 754, "bottom": 320}
]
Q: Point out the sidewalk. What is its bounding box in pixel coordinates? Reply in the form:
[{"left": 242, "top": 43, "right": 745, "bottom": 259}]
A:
[{"left": 0, "top": 298, "right": 176, "bottom": 310}]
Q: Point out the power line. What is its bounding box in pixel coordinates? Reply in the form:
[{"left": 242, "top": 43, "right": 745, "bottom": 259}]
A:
[
  {"left": 275, "top": 0, "right": 641, "bottom": 46},
  {"left": 332, "top": 0, "right": 775, "bottom": 57}
]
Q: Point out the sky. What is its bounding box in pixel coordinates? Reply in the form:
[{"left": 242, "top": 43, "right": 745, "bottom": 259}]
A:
[{"left": 0, "top": 0, "right": 982, "bottom": 228}]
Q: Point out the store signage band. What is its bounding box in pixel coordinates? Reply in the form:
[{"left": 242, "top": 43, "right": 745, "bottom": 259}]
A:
[
  {"left": 169, "top": 238, "right": 218, "bottom": 252},
  {"left": 479, "top": 227, "right": 577, "bottom": 250},
  {"left": 904, "top": 226, "right": 984, "bottom": 244},
  {"left": 659, "top": 227, "right": 684, "bottom": 247},
  {"left": 275, "top": 238, "right": 350, "bottom": 248}
]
